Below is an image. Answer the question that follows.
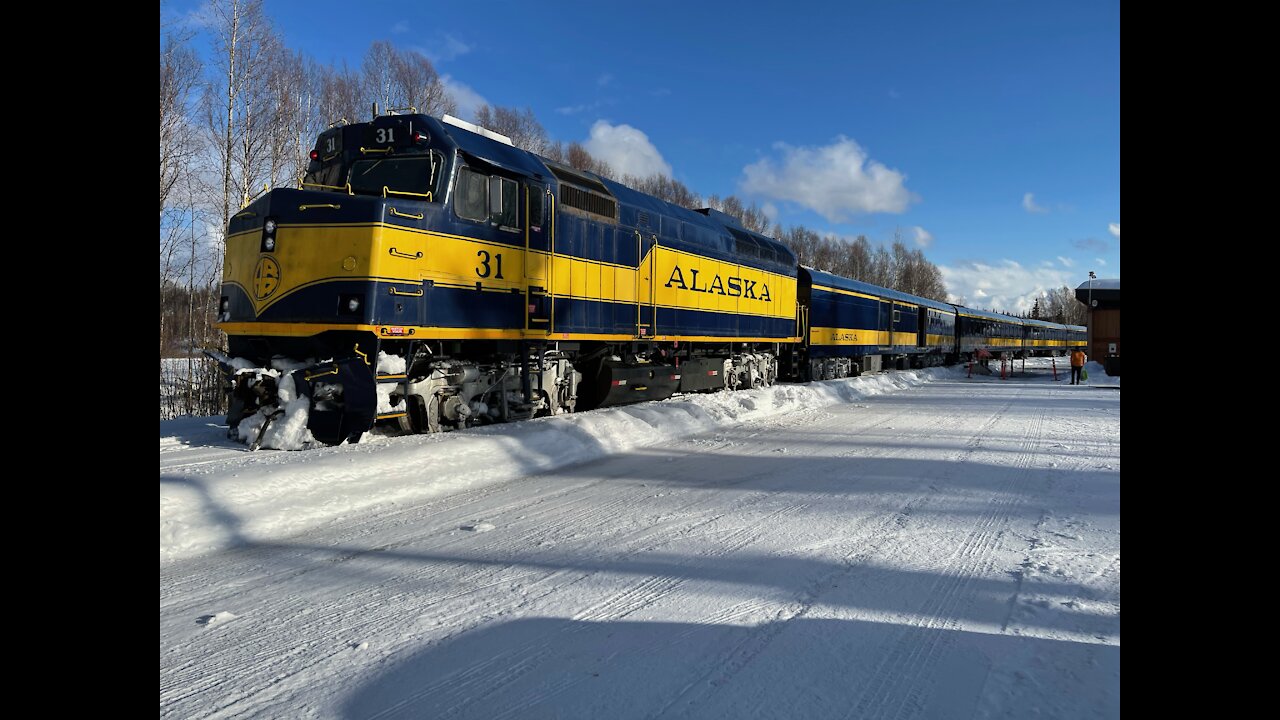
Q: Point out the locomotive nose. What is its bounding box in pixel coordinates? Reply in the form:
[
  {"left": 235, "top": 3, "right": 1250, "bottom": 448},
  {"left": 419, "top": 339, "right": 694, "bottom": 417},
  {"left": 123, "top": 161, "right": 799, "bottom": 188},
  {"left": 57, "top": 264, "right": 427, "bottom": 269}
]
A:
[{"left": 219, "top": 188, "right": 390, "bottom": 325}]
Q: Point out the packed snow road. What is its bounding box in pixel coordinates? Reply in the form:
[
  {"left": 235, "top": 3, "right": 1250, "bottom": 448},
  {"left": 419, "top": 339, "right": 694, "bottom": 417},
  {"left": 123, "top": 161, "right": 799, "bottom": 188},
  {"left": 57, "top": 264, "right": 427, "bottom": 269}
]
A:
[{"left": 159, "top": 361, "right": 1119, "bottom": 719}]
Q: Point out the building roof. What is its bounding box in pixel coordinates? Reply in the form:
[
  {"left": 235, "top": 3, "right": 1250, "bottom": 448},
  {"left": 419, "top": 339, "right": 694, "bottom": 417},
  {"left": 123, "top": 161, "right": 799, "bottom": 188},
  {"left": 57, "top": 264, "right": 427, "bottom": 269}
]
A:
[{"left": 1075, "top": 278, "right": 1120, "bottom": 307}]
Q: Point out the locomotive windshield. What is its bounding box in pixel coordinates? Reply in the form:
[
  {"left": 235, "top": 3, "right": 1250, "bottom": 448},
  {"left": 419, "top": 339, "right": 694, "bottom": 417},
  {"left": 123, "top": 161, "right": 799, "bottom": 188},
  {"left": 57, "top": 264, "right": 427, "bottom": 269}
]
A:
[{"left": 348, "top": 153, "right": 444, "bottom": 200}]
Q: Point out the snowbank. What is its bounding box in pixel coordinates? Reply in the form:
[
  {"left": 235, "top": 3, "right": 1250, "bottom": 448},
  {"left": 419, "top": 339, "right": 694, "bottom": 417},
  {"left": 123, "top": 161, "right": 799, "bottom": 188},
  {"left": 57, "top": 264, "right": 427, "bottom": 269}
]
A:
[
  {"left": 160, "top": 367, "right": 960, "bottom": 565},
  {"left": 1084, "top": 360, "right": 1120, "bottom": 386}
]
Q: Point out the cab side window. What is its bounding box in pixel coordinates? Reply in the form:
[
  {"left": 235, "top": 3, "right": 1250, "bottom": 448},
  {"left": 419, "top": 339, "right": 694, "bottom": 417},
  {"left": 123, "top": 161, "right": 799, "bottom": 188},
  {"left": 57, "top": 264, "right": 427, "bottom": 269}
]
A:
[
  {"left": 457, "top": 168, "right": 488, "bottom": 222},
  {"left": 490, "top": 176, "right": 519, "bottom": 230},
  {"left": 457, "top": 168, "right": 520, "bottom": 232}
]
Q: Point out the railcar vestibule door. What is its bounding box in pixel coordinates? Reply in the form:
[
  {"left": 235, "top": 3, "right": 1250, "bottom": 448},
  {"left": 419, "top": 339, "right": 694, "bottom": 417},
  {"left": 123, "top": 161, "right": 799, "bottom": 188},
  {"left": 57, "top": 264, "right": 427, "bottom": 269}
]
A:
[{"left": 879, "top": 300, "right": 892, "bottom": 348}]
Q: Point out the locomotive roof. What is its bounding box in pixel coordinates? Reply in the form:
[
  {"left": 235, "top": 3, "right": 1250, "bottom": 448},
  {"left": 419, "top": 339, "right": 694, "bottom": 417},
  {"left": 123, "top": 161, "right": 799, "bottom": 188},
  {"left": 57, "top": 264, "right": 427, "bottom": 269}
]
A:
[
  {"left": 801, "top": 267, "right": 956, "bottom": 313},
  {"left": 432, "top": 115, "right": 552, "bottom": 179},
  {"left": 597, "top": 177, "right": 796, "bottom": 268}
]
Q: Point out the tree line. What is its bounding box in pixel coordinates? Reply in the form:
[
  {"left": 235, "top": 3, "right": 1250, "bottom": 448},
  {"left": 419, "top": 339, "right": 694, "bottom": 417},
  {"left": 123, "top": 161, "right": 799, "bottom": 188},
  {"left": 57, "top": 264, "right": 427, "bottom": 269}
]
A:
[{"left": 1024, "top": 288, "right": 1088, "bottom": 326}]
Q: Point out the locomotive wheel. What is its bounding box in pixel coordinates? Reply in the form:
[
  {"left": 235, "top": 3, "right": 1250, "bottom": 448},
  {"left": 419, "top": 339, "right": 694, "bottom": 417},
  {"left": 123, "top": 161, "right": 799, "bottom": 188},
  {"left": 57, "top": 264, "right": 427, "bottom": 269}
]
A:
[{"left": 425, "top": 394, "right": 442, "bottom": 433}]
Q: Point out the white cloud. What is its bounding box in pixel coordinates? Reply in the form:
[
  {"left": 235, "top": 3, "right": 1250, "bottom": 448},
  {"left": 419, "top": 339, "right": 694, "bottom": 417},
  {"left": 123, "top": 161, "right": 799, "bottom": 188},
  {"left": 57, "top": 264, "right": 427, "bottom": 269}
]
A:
[
  {"left": 440, "top": 75, "right": 488, "bottom": 121},
  {"left": 597, "top": 73, "right": 614, "bottom": 87},
  {"left": 1023, "top": 192, "right": 1048, "bottom": 214},
  {"left": 419, "top": 34, "right": 471, "bottom": 63},
  {"left": 1096, "top": 258, "right": 1107, "bottom": 266},
  {"left": 392, "top": 21, "right": 410, "bottom": 34},
  {"left": 941, "top": 260, "right": 1075, "bottom": 313},
  {"left": 911, "top": 226, "right": 934, "bottom": 248},
  {"left": 740, "top": 136, "right": 915, "bottom": 222},
  {"left": 173, "top": 2, "right": 216, "bottom": 29},
  {"left": 556, "top": 101, "right": 604, "bottom": 116},
  {"left": 1108, "top": 222, "right": 1120, "bottom": 238},
  {"left": 583, "top": 121, "right": 672, "bottom": 179},
  {"left": 762, "top": 203, "right": 779, "bottom": 222},
  {"left": 1057, "top": 256, "right": 1075, "bottom": 267},
  {"left": 1072, "top": 237, "right": 1108, "bottom": 253}
]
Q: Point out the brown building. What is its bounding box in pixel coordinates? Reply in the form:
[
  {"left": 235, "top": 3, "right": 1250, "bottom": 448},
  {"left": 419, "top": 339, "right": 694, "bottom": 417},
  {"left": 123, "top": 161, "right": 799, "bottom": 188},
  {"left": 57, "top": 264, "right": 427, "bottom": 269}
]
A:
[{"left": 1076, "top": 279, "right": 1119, "bottom": 375}]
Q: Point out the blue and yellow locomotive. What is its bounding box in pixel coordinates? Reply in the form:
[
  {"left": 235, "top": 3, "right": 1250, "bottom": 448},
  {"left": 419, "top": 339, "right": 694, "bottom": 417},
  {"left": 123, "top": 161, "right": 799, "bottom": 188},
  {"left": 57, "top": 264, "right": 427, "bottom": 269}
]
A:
[
  {"left": 218, "top": 113, "right": 798, "bottom": 444},
  {"left": 216, "top": 112, "right": 1085, "bottom": 446}
]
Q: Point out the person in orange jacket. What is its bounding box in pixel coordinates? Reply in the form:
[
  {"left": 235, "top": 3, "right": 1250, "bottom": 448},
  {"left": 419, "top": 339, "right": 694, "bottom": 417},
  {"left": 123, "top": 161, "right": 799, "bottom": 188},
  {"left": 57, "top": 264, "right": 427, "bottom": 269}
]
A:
[{"left": 1070, "top": 347, "right": 1087, "bottom": 385}]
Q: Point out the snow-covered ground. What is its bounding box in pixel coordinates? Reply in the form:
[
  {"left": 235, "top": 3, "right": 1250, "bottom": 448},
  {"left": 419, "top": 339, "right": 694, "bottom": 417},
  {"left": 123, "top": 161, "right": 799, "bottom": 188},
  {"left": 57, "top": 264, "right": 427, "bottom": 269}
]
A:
[{"left": 160, "top": 358, "right": 1119, "bottom": 718}]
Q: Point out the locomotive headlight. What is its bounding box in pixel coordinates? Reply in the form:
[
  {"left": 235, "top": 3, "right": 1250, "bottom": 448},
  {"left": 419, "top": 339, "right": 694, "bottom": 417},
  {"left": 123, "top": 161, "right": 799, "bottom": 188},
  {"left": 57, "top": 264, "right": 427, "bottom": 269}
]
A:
[
  {"left": 261, "top": 216, "right": 278, "bottom": 253},
  {"left": 339, "top": 293, "right": 365, "bottom": 315}
]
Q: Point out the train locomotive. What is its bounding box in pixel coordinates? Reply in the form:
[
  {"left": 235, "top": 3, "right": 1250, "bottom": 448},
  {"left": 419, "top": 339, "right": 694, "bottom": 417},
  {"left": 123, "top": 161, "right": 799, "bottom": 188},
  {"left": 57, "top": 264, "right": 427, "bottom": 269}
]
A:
[{"left": 214, "top": 112, "right": 1083, "bottom": 447}]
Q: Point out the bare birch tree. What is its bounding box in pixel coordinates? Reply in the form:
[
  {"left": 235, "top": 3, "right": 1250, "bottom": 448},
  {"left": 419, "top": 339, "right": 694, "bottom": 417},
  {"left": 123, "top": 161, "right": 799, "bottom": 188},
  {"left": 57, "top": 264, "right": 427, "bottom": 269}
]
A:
[
  {"left": 160, "top": 28, "right": 200, "bottom": 217},
  {"left": 312, "top": 60, "right": 364, "bottom": 131},
  {"left": 362, "top": 40, "right": 397, "bottom": 116},
  {"left": 265, "top": 47, "right": 309, "bottom": 188},
  {"left": 205, "top": 0, "right": 276, "bottom": 232},
  {"left": 474, "top": 105, "right": 549, "bottom": 155},
  {"left": 391, "top": 48, "right": 457, "bottom": 118}
]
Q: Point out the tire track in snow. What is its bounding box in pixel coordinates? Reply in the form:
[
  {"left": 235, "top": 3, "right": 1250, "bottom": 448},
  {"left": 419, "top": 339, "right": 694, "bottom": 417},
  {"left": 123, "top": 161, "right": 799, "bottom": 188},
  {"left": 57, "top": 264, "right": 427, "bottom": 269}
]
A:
[
  {"left": 494, "top": 397, "right": 972, "bottom": 712},
  {"left": 357, "top": 502, "right": 815, "bottom": 720},
  {"left": 637, "top": 394, "right": 986, "bottom": 717},
  {"left": 845, "top": 390, "right": 1045, "bottom": 720}
]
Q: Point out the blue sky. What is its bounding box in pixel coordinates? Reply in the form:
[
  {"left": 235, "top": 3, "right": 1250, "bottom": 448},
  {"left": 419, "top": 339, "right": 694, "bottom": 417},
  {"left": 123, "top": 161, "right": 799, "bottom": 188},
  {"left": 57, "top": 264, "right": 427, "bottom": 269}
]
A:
[{"left": 165, "top": 0, "right": 1120, "bottom": 312}]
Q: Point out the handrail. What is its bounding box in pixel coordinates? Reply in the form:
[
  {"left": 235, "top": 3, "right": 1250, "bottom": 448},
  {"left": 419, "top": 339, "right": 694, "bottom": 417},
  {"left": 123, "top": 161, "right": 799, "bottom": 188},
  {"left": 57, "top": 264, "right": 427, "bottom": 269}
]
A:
[
  {"left": 549, "top": 192, "right": 556, "bottom": 333},
  {"left": 360, "top": 146, "right": 392, "bottom": 154},
  {"left": 389, "top": 207, "right": 423, "bottom": 220},
  {"left": 241, "top": 182, "right": 270, "bottom": 208},
  {"left": 383, "top": 187, "right": 433, "bottom": 201},
  {"left": 304, "top": 366, "right": 339, "bottom": 381},
  {"left": 298, "top": 179, "right": 353, "bottom": 195}
]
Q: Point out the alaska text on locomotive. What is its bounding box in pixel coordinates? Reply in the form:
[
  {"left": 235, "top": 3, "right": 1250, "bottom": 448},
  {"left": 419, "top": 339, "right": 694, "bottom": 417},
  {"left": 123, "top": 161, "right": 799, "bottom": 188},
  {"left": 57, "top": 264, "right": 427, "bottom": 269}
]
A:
[{"left": 664, "top": 266, "right": 773, "bottom": 302}]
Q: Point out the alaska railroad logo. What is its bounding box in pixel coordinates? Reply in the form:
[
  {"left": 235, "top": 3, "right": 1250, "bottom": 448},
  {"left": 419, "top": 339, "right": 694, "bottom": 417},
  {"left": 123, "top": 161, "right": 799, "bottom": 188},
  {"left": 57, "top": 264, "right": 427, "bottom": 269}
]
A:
[{"left": 254, "top": 256, "right": 281, "bottom": 300}]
